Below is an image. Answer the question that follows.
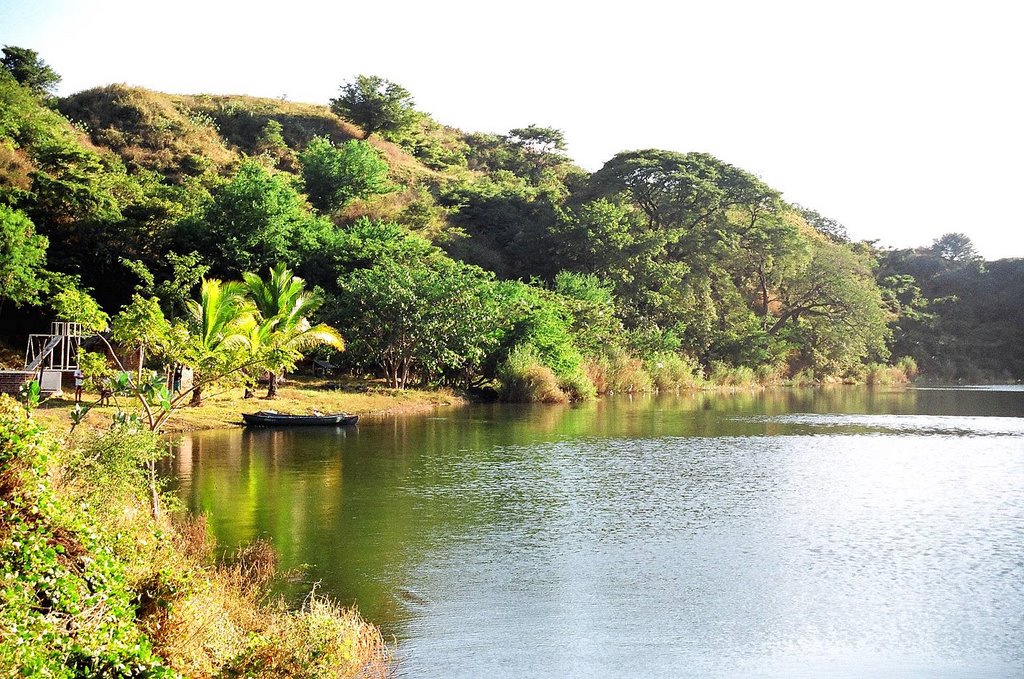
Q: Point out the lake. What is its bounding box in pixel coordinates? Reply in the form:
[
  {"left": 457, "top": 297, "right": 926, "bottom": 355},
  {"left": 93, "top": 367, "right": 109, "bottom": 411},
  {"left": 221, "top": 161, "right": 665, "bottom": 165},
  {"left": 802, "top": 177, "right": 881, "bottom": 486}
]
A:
[{"left": 167, "top": 386, "right": 1024, "bottom": 678}]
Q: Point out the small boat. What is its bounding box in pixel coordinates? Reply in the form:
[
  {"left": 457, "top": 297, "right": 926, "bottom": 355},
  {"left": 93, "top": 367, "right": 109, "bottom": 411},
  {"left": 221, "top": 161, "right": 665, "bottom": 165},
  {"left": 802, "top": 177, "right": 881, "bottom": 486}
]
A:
[{"left": 242, "top": 410, "right": 359, "bottom": 427}]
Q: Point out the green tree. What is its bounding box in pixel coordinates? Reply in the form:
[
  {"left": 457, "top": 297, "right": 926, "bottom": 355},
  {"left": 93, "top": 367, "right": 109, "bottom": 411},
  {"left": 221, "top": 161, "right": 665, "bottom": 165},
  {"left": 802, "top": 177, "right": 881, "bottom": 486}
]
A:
[
  {"left": 337, "top": 258, "right": 505, "bottom": 388},
  {"left": 495, "top": 281, "right": 585, "bottom": 379},
  {"left": 178, "top": 159, "right": 331, "bottom": 278},
  {"left": 299, "top": 137, "right": 393, "bottom": 213},
  {"left": 51, "top": 284, "right": 109, "bottom": 333},
  {"left": 242, "top": 263, "right": 344, "bottom": 398},
  {"left": 0, "top": 205, "right": 48, "bottom": 313},
  {"left": 329, "top": 75, "right": 417, "bottom": 139},
  {"left": 181, "top": 279, "right": 254, "bottom": 406},
  {"left": 111, "top": 294, "right": 172, "bottom": 382},
  {"left": 795, "top": 204, "right": 848, "bottom": 242},
  {"left": 771, "top": 239, "right": 892, "bottom": 375},
  {"left": 507, "top": 125, "right": 567, "bottom": 156},
  {"left": 930, "top": 232, "right": 981, "bottom": 265},
  {"left": 1, "top": 45, "right": 60, "bottom": 96}
]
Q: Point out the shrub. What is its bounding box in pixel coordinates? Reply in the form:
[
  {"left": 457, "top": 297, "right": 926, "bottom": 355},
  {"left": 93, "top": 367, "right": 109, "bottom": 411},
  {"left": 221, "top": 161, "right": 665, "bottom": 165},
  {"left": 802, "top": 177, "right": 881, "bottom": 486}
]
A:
[
  {"left": 864, "top": 362, "right": 913, "bottom": 385},
  {"left": 787, "top": 368, "right": 817, "bottom": 386},
  {"left": 646, "top": 352, "right": 702, "bottom": 391},
  {"left": 754, "top": 362, "right": 785, "bottom": 386},
  {"left": 593, "top": 349, "right": 652, "bottom": 393},
  {"left": 558, "top": 368, "right": 597, "bottom": 402},
  {"left": 896, "top": 355, "right": 919, "bottom": 381},
  {"left": 707, "top": 361, "right": 756, "bottom": 388},
  {"left": 0, "top": 395, "right": 172, "bottom": 676},
  {"left": 224, "top": 595, "right": 391, "bottom": 678},
  {"left": 498, "top": 345, "right": 566, "bottom": 403}
]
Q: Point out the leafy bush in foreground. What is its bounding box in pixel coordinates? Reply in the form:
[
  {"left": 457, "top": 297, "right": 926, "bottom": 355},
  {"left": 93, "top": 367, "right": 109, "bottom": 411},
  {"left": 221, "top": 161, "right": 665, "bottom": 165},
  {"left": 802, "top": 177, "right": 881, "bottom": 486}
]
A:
[
  {"left": 0, "top": 395, "right": 392, "bottom": 677},
  {"left": 0, "top": 395, "right": 172, "bottom": 676}
]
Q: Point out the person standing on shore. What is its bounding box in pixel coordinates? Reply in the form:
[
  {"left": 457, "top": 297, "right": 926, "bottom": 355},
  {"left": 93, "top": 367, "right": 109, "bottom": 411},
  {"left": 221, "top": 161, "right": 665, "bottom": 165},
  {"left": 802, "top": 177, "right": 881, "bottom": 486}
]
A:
[{"left": 73, "top": 367, "right": 84, "bottom": 403}]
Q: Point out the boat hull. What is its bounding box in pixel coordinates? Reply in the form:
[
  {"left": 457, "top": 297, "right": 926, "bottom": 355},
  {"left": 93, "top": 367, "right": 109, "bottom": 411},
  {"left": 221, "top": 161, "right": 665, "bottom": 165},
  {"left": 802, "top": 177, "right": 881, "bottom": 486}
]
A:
[{"left": 242, "top": 412, "right": 358, "bottom": 427}]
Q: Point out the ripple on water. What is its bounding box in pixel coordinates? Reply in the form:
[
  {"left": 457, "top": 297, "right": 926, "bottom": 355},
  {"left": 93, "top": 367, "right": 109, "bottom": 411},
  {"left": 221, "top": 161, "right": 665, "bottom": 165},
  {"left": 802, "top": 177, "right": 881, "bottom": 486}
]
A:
[
  {"left": 727, "top": 412, "right": 1024, "bottom": 436},
  {"left": 399, "top": 433, "right": 1024, "bottom": 678}
]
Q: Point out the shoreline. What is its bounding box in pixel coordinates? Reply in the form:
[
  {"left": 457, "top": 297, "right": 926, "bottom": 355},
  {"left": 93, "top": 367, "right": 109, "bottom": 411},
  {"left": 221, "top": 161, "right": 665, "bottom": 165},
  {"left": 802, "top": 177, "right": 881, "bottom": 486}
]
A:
[{"left": 30, "top": 376, "right": 467, "bottom": 434}]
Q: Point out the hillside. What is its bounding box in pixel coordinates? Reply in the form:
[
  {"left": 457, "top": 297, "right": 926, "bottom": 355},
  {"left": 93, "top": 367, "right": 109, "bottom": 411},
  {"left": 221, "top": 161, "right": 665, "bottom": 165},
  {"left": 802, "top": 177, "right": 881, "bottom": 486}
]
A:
[{"left": 1, "top": 62, "right": 1022, "bottom": 383}]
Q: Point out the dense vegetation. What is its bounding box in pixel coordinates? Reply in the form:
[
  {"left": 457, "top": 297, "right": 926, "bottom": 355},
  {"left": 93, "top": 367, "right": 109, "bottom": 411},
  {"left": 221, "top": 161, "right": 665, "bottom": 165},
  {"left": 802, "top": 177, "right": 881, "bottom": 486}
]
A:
[
  {"left": 0, "top": 395, "right": 390, "bottom": 676},
  {"left": 1, "top": 41, "right": 1022, "bottom": 678},
  {"left": 2, "top": 47, "right": 1022, "bottom": 397}
]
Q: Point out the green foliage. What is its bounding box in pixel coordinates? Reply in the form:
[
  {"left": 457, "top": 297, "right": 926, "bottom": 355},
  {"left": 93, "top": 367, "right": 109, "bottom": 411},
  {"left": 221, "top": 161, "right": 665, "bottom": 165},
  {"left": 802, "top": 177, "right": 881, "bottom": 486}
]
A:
[
  {"left": 337, "top": 257, "right": 505, "bottom": 388},
  {"left": 329, "top": 75, "right": 417, "bottom": 139},
  {"left": 878, "top": 239, "right": 1023, "bottom": 379},
  {"left": 51, "top": 284, "right": 110, "bottom": 332},
  {"left": 181, "top": 278, "right": 254, "bottom": 405},
  {"left": 441, "top": 172, "right": 561, "bottom": 278},
  {"left": 795, "top": 204, "right": 848, "bottom": 242},
  {"left": 0, "top": 396, "right": 173, "bottom": 676},
  {"left": 112, "top": 294, "right": 173, "bottom": 375},
  {"left": 507, "top": 125, "right": 567, "bottom": 156},
  {"left": 177, "top": 159, "right": 331, "bottom": 278},
  {"left": 552, "top": 271, "right": 624, "bottom": 358},
  {"left": 242, "top": 263, "right": 344, "bottom": 397},
  {"left": 0, "top": 204, "right": 48, "bottom": 308},
  {"left": 18, "top": 379, "right": 40, "bottom": 411},
  {"left": 373, "top": 108, "right": 468, "bottom": 168},
  {"left": 299, "top": 136, "right": 393, "bottom": 213},
  {"left": 707, "top": 361, "right": 756, "bottom": 387},
  {"left": 590, "top": 348, "right": 653, "bottom": 393},
  {"left": 646, "top": 352, "right": 702, "bottom": 390},
  {"left": 254, "top": 119, "right": 294, "bottom": 168},
  {"left": 497, "top": 281, "right": 585, "bottom": 380},
  {"left": 1, "top": 45, "right": 61, "bottom": 96},
  {"left": 557, "top": 368, "right": 597, "bottom": 402},
  {"left": 774, "top": 239, "right": 892, "bottom": 376},
  {"left": 497, "top": 344, "right": 567, "bottom": 403},
  {"left": 931, "top": 232, "right": 981, "bottom": 265},
  {"left": 78, "top": 349, "right": 114, "bottom": 390}
]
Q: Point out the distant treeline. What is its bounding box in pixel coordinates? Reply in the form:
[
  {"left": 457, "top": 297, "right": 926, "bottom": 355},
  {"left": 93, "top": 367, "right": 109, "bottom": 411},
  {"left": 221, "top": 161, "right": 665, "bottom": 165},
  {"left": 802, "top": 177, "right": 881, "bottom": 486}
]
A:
[{"left": 1, "top": 47, "right": 1021, "bottom": 392}]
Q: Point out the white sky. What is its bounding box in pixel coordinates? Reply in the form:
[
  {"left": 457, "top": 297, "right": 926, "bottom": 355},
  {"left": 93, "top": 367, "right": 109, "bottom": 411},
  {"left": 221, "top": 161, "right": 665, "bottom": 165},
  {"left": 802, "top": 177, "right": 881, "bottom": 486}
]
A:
[{"left": 3, "top": 0, "right": 1022, "bottom": 259}]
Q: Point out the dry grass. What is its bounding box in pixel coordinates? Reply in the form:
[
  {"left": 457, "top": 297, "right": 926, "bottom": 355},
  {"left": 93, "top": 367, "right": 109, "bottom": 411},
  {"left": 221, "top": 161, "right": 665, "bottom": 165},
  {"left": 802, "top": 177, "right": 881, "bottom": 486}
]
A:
[
  {"left": 30, "top": 375, "right": 464, "bottom": 434},
  {"left": 140, "top": 522, "right": 392, "bottom": 678},
  {"left": 59, "top": 84, "right": 236, "bottom": 178}
]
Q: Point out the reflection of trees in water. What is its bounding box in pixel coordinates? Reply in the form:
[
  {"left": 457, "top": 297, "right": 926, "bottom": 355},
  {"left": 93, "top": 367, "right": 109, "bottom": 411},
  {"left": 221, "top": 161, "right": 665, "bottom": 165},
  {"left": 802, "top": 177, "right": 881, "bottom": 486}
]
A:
[{"left": 165, "top": 385, "right": 1023, "bottom": 637}]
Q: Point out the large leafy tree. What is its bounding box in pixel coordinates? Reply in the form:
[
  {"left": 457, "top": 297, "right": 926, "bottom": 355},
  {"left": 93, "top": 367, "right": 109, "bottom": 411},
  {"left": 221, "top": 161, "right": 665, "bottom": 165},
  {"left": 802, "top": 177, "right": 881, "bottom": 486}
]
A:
[
  {"left": 242, "top": 263, "right": 344, "bottom": 397},
  {"left": 1, "top": 45, "right": 60, "bottom": 96},
  {"left": 930, "top": 232, "right": 981, "bottom": 266},
  {"left": 337, "top": 258, "right": 505, "bottom": 388},
  {"left": 298, "top": 137, "right": 393, "bottom": 213},
  {"left": 178, "top": 159, "right": 330, "bottom": 278},
  {"left": 330, "top": 75, "right": 417, "bottom": 140},
  {"left": 0, "top": 205, "right": 49, "bottom": 313},
  {"left": 771, "top": 239, "right": 892, "bottom": 375},
  {"left": 587, "top": 150, "right": 777, "bottom": 234}
]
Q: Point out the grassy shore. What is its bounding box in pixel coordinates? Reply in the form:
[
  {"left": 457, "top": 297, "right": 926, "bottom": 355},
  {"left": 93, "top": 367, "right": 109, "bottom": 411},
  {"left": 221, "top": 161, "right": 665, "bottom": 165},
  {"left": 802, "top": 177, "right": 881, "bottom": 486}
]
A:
[
  {"left": 31, "top": 375, "right": 465, "bottom": 434},
  {"left": 2, "top": 388, "right": 399, "bottom": 676}
]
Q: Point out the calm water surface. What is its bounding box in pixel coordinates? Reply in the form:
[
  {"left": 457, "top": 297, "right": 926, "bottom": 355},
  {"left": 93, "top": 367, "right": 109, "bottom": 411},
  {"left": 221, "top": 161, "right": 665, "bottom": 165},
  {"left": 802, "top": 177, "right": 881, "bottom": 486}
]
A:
[{"left": 167, "top": 387, "right": 1024, "bottom": 678}]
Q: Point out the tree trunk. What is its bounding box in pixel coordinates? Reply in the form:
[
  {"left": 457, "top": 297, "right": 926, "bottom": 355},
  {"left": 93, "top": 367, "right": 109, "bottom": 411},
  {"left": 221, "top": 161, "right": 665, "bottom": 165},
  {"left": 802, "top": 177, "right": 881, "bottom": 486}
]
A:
[
  {"left": 266, "top": 372, "right": 279, "bottom": 398},
  {"left": 190, "top": 383, "right": 203, "bottom": 406},
  {"left": 137, "top": 345, "right": 145, "bottom": 383},
  {"left": 148, "top": 460, "right": 162, "bottom": 522}
]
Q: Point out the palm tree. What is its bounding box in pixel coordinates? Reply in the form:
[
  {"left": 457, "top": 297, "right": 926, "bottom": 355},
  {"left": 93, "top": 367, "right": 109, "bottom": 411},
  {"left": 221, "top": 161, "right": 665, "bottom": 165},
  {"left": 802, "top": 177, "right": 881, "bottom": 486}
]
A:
[
  {"left": 242, "top": 263, "right": 344, "bottom": 398},
  {"left": 183, "top": 278, "right": 254, "bottom": 406}
]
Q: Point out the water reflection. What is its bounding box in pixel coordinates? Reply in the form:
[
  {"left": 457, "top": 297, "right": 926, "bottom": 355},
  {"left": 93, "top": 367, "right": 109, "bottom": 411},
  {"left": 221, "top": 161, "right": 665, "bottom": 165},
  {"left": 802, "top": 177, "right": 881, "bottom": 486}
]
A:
[{"left": 166, "top": 387, "right": 1024, "bottom": 678}]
